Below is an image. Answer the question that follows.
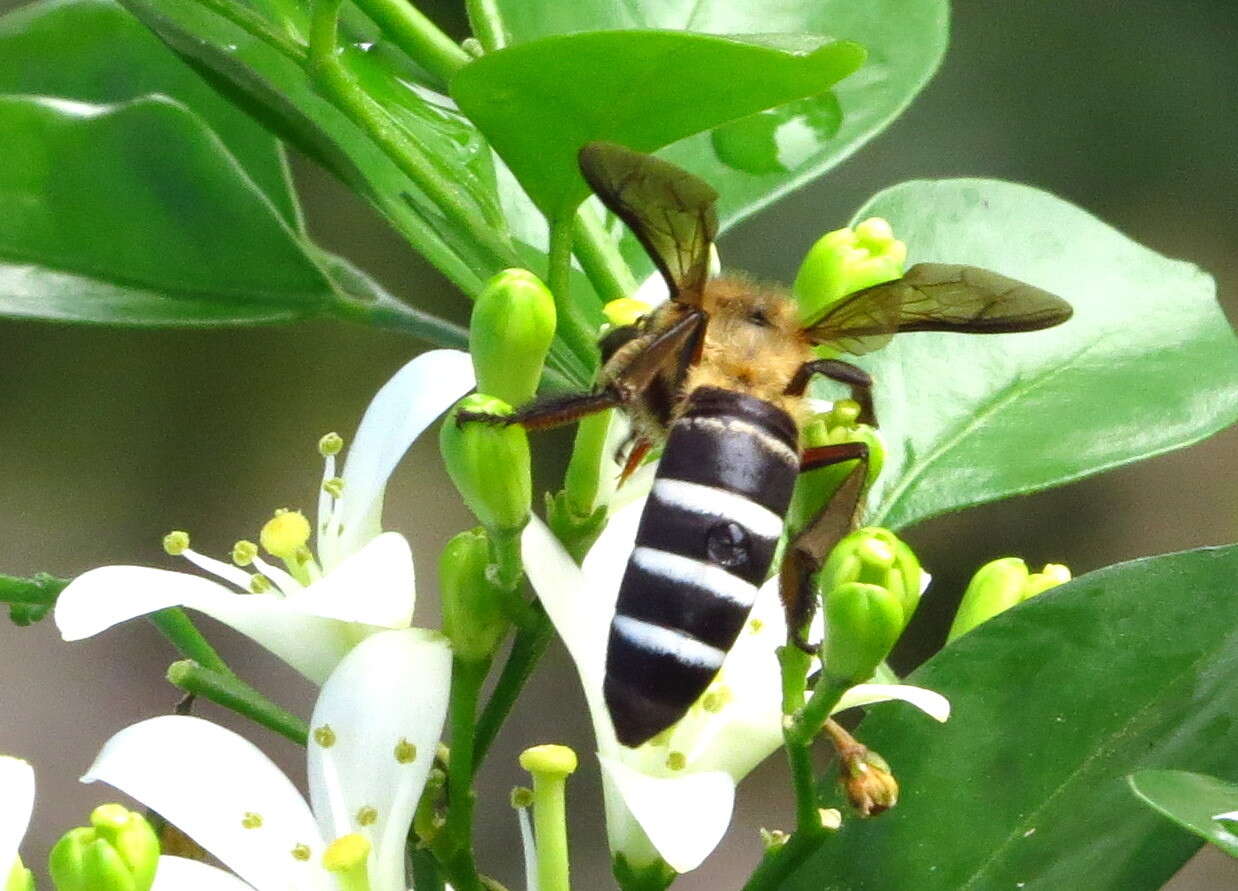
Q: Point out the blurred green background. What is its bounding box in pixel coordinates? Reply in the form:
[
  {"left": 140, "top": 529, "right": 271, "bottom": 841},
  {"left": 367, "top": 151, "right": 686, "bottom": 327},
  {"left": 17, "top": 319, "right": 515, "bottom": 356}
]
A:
[{"left": 0, "top": 0, "right": 1235, "bottom": 887}]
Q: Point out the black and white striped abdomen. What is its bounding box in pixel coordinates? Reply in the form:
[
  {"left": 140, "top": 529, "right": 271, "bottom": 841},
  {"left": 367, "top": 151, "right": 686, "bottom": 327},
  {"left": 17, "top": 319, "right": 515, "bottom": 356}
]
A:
[{"left": 604, "top": 386, "right": 800, "bottom": 747}]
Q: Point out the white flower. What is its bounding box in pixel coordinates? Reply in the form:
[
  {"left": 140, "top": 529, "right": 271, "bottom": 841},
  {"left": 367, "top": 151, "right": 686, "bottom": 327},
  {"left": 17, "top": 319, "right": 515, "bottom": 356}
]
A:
[
  {"left": 0, "top": 756, "right": 34, "bottom": 891},
  {"left": 55, "top": 350, "right": 475, "bottom": 683},
  {"left": 85, "top": 627, "right": 452, "bottom": 891},
  {"left": 521, "top": 501, "right": 949, "bottom": 874}
]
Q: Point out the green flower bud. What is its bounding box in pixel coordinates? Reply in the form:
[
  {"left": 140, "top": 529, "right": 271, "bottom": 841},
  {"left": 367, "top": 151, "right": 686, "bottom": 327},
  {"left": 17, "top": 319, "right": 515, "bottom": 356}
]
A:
[
  {"left": 48, "top": 804, "right": 160, "bottom": 891},
  {"left": 817, "top": 527, "right": 922, "bottom": 626},
  {"left": 822, "top": 582, "right": 904, "bottom": 685},
  {"left": 5, "top": 860, "right": 34, "bottom": 891},
  {"left": 440, "top": 527, "right": 510, "bottom": 661},
  {"left": 440, "top": 395, "right": 532, "bottom": 534},
  {"left": 948, "top": 558, "right": 1071, "bottom": 642},
  {"left": 786, "top": 406, "right": 886, "bottom": 540},
  {"left": 469, "top": 268, "right": 557, "bottom": 407},
  {"left": 793, "top": 217, "right": 907, "bottom": 325}
]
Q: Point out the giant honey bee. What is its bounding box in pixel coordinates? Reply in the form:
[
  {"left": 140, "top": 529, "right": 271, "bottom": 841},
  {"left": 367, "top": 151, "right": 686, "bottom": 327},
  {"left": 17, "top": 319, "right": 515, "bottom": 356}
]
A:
[{"left": 466, "top": 142, "right": 1072, "bottom": 747}]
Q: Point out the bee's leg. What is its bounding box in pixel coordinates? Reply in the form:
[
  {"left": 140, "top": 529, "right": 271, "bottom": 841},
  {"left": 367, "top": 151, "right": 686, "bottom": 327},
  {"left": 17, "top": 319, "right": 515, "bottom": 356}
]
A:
[
  {"left": 785, "top": 359, "right": 877, "bottom": 426},
  {"left": 608, "top": 308, "right": 707, "bottom": 394},
  {"left": 618, "top": 438, "right": 653, "bottom": 486},
  {"left": 457, "top": 389, "right": 623, "bottom": 430},
  {"left": 781, "top": 442, "right": 869, "bottom": 652}
]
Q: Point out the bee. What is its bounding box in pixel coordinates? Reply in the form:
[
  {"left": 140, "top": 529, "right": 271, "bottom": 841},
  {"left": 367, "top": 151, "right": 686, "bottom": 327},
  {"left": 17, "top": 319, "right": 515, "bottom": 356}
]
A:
[{"left": 466, "top": 142, "right": 1072, "bottom": 747}]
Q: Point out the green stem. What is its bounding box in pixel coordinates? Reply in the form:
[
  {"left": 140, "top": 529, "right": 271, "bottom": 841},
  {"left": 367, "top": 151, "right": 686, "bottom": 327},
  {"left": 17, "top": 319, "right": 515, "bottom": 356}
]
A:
[
  {"left": 307, "top": 0, "right": 516, "bottom": 272},
  {"left": 573, "top": 208, "right": 638, "bottom": 305},
  {"left": 788, "top": 672, "right": 851, "bottom": 748},
  {"left": 351, "top": 0, "right": 470, "bottom": 85},
  {"left": 547, "top": 216, "right": 599, "bottom": 373},
  {"left": 147, "top": 609, "right": 234, "bottom": 678},
  {"left": 166, "top": 661, "right": 308, "bottom": 745},
  {"left": 472, "top": 607, "right": 554, "bottom": 770},
  {"left": 194, "top": 0, "right": 306, "bottom": 60},
  {"left": 740, "top": 833, "right": 822, "bottom": 891},
  {"left": 443, "top": 657, "right": 490, "bottom": 891},
  {"left": 465, "top": 0, "right": 509, "bottom": 51}
]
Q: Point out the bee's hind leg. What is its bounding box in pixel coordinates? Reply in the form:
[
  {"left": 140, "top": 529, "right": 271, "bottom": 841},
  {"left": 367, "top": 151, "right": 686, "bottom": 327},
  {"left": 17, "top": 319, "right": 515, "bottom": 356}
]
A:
[
  {"left": 781, "top": 442, "right": 870, "bottom": 652},
  {"left": 785, "top": 359, "right": 877, "bottom": 427}
]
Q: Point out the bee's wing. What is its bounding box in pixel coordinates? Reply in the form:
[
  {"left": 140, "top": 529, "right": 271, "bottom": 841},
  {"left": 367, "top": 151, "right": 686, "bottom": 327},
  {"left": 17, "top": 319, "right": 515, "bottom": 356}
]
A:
[
  {"left": 805, "top": 263, "right": 1073, "bottom": 355},
  {"left": 579, "top": 142, "right": 718, "bottom": 307}
]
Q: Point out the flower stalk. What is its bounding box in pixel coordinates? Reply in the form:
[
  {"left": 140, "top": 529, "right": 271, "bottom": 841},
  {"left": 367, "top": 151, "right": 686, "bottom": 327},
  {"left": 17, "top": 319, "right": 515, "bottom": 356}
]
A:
[{"left": 166, "top": 660, "right": 309, "bottom": 746}]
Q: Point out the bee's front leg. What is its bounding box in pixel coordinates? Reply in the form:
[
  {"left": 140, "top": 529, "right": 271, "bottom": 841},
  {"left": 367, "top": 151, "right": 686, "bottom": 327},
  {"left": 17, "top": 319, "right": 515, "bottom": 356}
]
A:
[
  {"left": 456, "top": 389, "right": 624, "bottom": 431},
  {"left": 785, "top": 359, "right": 877, "bottom": 426}
]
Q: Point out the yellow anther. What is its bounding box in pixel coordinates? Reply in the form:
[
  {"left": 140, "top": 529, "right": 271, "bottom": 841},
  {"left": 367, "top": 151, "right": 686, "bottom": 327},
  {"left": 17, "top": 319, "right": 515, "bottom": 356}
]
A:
[
  {"left": 322, "top": 833, "right": 371, "bottom": 873},
  {"left": 701, "top": 684, "right": 733, "bottom": 713},
  {"left": 241, "top": 812, "right": 263, "bottom": 829},
  {"left": 603, "top": 296, "right": 652, "bottom": 328},
  {"left": 356, "top": 805, "right": 377, "bottom": 827},
  {"left": 519, "top": 744, "right": 578, "bottom": 776},
  {"left": 291, "top": 843, "right": 311, "bottom": 861},
  {"left": 323, "top": 477, "right": 345, "bottom": 498},
  {"left": 394, "top": 738, "right": 417, "bottom": 764},
  {"left": 162, "top": 531, "right": 190, "bottom": 556},
  {"left": 313, "top": 725, "right": 336, "bottom": 748},
  {"left": 748, "top": 618, "right": 765, "bottom": 634},
  {"left": 510, "top": 786, "right": 534, "bottom": 809},
  {"left": 260, "top": 509, "right": 311, "bottom": 559},
  {"left": 818, "top": 808, "right": 842, "bottom": 830},
  {"left": 232, "top": 540, "right": 258, "bottom": 566},
  {"left": 666, "top": 751, "right": 687, "bottom": 771},
  {"left": 249, "top": 574, "right": 272, "bottom": 594},
  {"left": 318, "top": 432, "right": 344, "bottom": 457},
  {"left": 760, "top": 828, "right": 789, "bottom": 851}
]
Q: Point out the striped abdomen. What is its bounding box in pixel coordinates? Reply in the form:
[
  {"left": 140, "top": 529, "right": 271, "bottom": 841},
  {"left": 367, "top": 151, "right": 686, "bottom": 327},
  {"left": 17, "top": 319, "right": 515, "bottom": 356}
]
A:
[{"left": 604, "top": 386, "right": 800, "bottom": 747}]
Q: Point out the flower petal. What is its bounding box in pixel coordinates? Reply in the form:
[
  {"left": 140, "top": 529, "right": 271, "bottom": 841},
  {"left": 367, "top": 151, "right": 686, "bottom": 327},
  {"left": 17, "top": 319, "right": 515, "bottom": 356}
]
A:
[
  {"left": 292, "top": 533, "right": 415, "bottom": 629},
  {"left": 307, "top": 628, "right": 451, "bottom": 891},
  {"left": 521, "top": 517, "right": 606, "bottom": 694},
  {"left": 517, "top": 807, "right": 539, "bottom": 891},
  {"left": 84, "top": 716, "right": 330, "bottom": 891},
  {"left": 0, "top": 756, "right": 34, "bottom": 880},
  {"left": 599, "top": 755, "right": 734, "bottom": 874},
  {"left": 56, "top": 566, "right": 352, "bottom": 684},
  {"left": 336, "top": 350, "right": 475, "bottom": 559},
  {"left": 152, "top": 856, "right": 256, "bottom": 891},
  {"left": 834, "top": 683, "right": 952, "bottom": 723}
]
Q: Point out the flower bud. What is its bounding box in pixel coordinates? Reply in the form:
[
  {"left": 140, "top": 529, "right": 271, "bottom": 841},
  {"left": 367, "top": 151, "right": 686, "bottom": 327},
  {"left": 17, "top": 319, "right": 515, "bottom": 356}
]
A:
[
  {"left": 818, "top": 527, "right": 922, "bottom": 626},
  {"left": 786, "top": 405, "right": 886, "bottom": 540},
  {"left": 469, "top": 268, "right": 557, "bottom": 407},
  {"left": 948, "top": 558, "right": 1071, "bottom": 641},
  {"left": 822, "top": 582, "right": 904, "bottom": 685},
  {"left": 48, "top": 804, "right": 160, "bottom": 891},
  {"left": 440, "top": 395, "right": 532, "bottom": 534},
  {"left": 840, "top": 747, "right": 899, "bottom": 817},
  {"left": 793, "top": 217, "right": 907, "bottom": 325},
  {"left": 440, "top": 528, "right": 510, "bottom": 662}
]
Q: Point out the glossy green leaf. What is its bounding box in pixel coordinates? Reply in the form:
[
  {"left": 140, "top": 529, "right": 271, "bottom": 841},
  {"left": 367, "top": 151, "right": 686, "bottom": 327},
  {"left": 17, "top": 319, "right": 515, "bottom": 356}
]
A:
[
  {"left": 0, "top": 0, "right": 299, "bottom": 228},
  {"left": 794, "top": 545, "right": 1238, "bottom": 889},
  {"left": 0, "top": 95, "right": 334, "bottom": 322},
  {"left": 490, "top": 0, "right": 946, "bottom": 238},
  {"left": 1129, "top": 770, "right": 1238, "bottom": 858},
  {"left": 119, "top": 0, "right": 514, "bottom": 296},
  {"left": 845, "top": 179, "right": 1238, "bottom": 530},
  {"left": 451, "top": 30, "right": 864, "bottom": 218}
]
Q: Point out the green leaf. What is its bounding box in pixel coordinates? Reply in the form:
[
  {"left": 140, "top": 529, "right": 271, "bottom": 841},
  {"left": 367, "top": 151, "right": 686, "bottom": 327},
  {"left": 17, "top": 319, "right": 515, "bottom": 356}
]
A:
[
  {"left": 451, "top": 30, "right": 864, "bottom": 218},
  {"left": 0, "top": 94, "right": 335, "bottom": 323},
  {"left": 119, "top": 0, "right": 514, "bottom": 295},
  {"left": 1129, "top": 770, "right": 1238, "bottom": 858},
  {"left": 849, "top": 179, "right": 1238, "bottom": 530},
  {"left": 794, "top": 545, "right": 1238, "bottom": 889},
  {"left": 0, "top": 0, "right": 300, "bottom": 228},
  {"left": 489, "top": 0, "right": 946, "bottom": 237}
]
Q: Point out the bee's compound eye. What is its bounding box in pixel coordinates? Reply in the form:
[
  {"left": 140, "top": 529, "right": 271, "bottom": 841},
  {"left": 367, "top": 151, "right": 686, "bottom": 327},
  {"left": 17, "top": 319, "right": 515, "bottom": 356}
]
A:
[{"left": 706, "top": 521, "right": 750, "bottom": 568}]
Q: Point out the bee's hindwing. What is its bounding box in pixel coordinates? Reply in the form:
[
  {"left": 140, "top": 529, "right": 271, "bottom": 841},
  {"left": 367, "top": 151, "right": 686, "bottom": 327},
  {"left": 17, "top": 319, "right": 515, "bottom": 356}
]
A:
[{"left": 604, "top": 387, "right": 799, "bottom": 747}]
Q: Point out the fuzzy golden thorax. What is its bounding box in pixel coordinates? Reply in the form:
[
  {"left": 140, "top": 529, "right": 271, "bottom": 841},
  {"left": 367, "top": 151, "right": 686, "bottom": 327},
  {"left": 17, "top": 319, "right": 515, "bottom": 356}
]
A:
[{"left": 685, "top": 275, "right": 814, "bottom": 417}]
